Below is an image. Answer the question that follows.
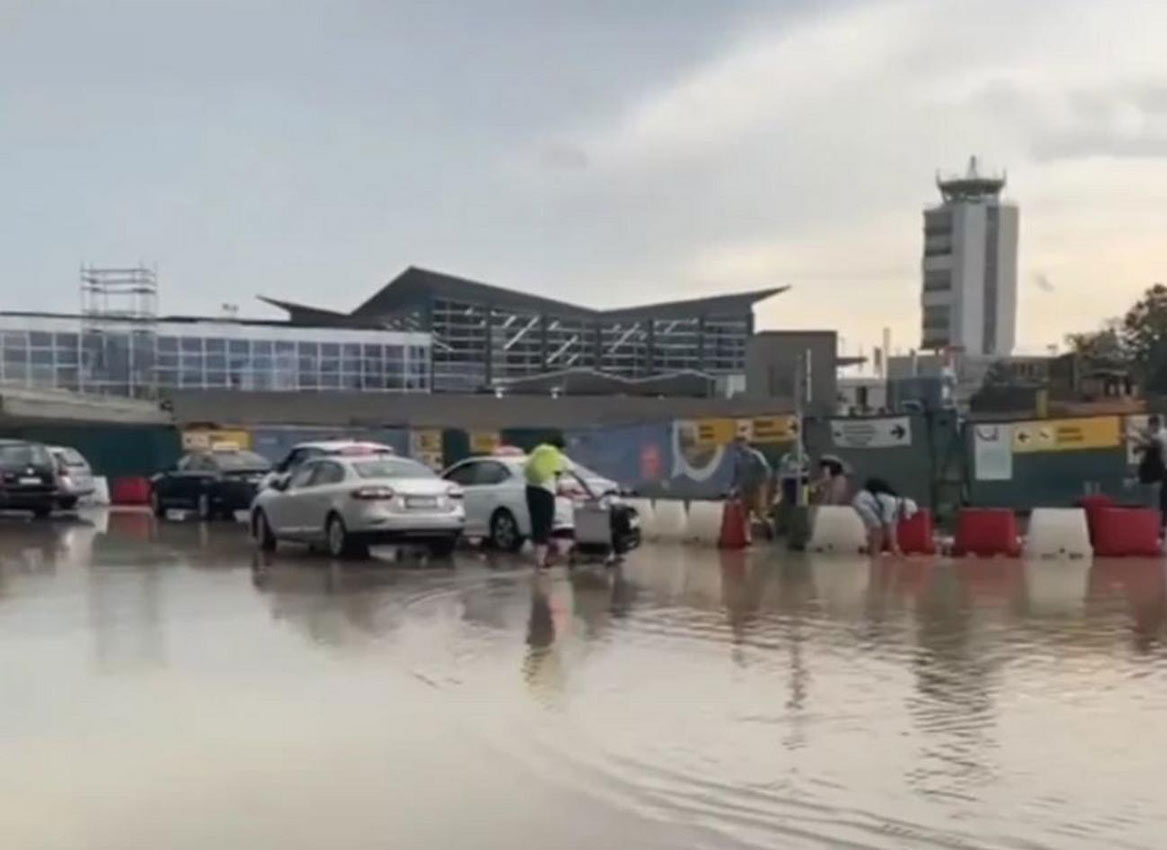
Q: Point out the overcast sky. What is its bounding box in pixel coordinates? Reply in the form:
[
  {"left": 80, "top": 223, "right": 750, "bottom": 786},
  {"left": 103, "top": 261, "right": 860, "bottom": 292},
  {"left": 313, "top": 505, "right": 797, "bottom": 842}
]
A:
[{"left": 3, "top": 0, "right": 1166, "bottom": 356}]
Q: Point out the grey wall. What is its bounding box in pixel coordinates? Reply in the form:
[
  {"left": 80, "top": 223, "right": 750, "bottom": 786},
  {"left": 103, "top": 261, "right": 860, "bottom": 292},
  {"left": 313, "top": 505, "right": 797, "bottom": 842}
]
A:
[
  {"left": 167, "top": 390, "right": 796, "bottom": 429},
  {"left": 745, "top": 331, "right": 838, "bottom": 415}
]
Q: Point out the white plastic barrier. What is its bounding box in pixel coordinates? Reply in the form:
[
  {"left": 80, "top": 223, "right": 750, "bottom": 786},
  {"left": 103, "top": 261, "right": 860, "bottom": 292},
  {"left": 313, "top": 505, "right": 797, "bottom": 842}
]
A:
[
  {"left": 807, "top": 506, "right": 868, "bottom": 554},
  {"left": 686, "top": 500, "right": 723, "bottom": 546},
  {"left": 1024, "top": 559, "right": 1091, "bottom": 616},
  {"left": 89, "top": 476, "right": 111, "bottom": 506},
  {"left": 1023, "top": 508, "right": 1092, "bottom": 559},
  {"left": 625, "top": 498, "right": 657, "bottom": 541},
  {"left": 654, "top": 499, "right": 689, "bottom": 542}
]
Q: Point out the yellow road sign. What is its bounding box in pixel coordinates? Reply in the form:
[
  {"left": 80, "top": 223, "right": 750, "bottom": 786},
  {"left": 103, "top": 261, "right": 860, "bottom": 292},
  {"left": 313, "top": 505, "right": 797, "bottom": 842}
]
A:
[
  {"left": 748, "top": 416, "right": 799, "bottom": 444},
  {"left": 1011, "top": 416, "right": 1120, "bottom": 453}
]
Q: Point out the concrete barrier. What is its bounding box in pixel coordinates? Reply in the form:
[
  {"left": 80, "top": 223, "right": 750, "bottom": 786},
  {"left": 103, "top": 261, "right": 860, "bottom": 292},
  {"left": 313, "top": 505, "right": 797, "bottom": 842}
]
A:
[
  {"left": 686, "top": 500, "right": 723, "bottom": 545},
  {"left": 807, "top": 506, "right": 867, "bottom": 554},
  {"left": 654, "top": 499, "right": 689, "bottom": 542},
  {"left": 1024, "top": 508, "right": 1092, "bottom": 559}
]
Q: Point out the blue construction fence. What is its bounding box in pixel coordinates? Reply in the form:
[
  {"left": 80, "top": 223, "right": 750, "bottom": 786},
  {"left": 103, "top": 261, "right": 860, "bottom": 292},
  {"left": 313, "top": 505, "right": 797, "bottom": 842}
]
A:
[{"left": 9, "top": 413, "right": 1144, "bottom": 516}]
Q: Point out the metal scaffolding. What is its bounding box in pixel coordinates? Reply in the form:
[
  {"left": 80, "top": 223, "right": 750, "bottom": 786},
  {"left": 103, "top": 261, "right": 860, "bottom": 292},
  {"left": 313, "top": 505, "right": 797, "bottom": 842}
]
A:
[{"left": 79, "top": 266, "right": 159, "bottom": 397}]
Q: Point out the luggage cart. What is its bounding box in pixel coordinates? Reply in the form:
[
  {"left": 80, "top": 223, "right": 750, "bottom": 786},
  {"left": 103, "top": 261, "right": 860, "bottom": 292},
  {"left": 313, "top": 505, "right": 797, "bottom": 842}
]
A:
[{"left": 566, "top": 475, "right": 642, "bottom": 566}]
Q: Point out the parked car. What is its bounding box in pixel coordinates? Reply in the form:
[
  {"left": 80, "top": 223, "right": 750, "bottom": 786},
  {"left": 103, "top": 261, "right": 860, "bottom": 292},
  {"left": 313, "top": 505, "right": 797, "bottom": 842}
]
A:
[
  {"left": 48, "top": 446, "right": 95, "bottom": 510},
  {"left": 251, "top": 454, "right": 464, "bottom": 559},
  {"left": 0, "top": 440, "right": 59, "bottom": 518},
  {"left": 150, "top": 448, "right": 272, "bottom": 520},
  {"left": 440, "top": 452, "right": 621, "bottom": 551},
  {"left": 258, "top": 440, "right": 397, "bottom": 491}
]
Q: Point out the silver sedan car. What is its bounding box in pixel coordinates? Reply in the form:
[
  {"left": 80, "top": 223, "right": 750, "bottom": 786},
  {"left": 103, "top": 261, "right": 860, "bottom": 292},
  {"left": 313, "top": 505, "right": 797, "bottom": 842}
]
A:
[{"left": 251, "top": 455, "right": 465, "bottom": 559}]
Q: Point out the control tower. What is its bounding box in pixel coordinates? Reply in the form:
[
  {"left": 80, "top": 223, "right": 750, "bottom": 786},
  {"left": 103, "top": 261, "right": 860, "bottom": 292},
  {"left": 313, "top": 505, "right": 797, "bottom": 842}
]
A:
[{"left": 921, "top": 157, "right": 1018, "bottom": 357}]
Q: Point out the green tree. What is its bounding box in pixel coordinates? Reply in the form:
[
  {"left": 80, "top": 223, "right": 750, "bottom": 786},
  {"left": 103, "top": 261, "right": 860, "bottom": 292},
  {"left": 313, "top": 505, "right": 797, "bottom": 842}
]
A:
[
  {"left": 1065, "top": 321, "right": 1125, "bottom": 363},
  {"left": 1120, "top": 283, "right": 1167, "bottom": 364}
]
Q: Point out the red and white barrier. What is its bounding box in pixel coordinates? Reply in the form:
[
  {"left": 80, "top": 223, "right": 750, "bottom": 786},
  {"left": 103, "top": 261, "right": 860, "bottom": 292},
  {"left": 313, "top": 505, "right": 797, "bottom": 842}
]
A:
[
  {"left": 952, "top": 508, "right": 1021, "bottom": 558},
  {"left": 1092, "top": 507, "right": 1161, "bottom": 557}
]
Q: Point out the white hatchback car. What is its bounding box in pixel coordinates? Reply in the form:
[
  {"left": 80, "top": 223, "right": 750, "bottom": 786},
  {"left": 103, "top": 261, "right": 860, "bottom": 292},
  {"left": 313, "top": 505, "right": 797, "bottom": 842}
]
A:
[
  {"left": 48, "top": 445, "right": 95, "bottom": 510},
  {"left": 440, "top": 454, "right": 619, "bottom": 551},
  {"left": 251, "top": 454, "right": 464, "bottom": 559}
]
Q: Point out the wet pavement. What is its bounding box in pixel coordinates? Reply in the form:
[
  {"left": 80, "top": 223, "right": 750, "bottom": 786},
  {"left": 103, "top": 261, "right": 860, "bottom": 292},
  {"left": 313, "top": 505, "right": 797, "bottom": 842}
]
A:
[{"left": 1, "top": 510, "right": 1166, "bottom": 849}]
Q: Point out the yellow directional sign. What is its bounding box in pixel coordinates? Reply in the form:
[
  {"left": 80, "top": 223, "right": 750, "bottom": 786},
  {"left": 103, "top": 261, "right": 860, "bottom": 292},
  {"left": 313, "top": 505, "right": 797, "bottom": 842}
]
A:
[
  {"left": 748, "top": 415, "right": 799, "bottom": 444},
  {"left": 1011, "top": 416, "right": 1120, "bottom": 453},
  {"left": 469, "top": 431, "right": 500, "bottom": 455},
  {"left": 693, "top": 418, "right": 737, "bottom": 448}
]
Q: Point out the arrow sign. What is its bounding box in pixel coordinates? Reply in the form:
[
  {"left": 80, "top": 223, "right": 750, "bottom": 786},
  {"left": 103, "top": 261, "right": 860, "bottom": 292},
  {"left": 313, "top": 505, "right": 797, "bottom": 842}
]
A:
[{"left": 831, "top": 416, "right": 911, "bottom": 449}]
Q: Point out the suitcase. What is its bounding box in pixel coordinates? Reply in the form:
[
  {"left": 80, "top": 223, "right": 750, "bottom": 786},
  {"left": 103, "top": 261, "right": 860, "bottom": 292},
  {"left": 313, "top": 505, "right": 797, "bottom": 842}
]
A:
[{"left": 571, "top": 498, "right": 642, "bottom": 560}]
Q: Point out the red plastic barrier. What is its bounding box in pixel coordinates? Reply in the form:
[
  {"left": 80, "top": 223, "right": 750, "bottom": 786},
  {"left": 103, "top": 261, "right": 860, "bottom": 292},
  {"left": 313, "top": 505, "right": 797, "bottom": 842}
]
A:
[
  {"left": 952, "top": 508, "right": 1021, "bottom": 557},
  {"left": 1092, "top": 507, "right": 1161, "bottom": 557},
  {"left": 110, "top": 476, "right": 151, "bottom": 506},
  {"left": 1075, "top": 494, "right": 1117, "bottom": 545},
  {"left": 896, "top": 509, "right": 936, "bottom": 555},
  {"left": 719, "top": 499, "right": 749, "bottom": 550}
]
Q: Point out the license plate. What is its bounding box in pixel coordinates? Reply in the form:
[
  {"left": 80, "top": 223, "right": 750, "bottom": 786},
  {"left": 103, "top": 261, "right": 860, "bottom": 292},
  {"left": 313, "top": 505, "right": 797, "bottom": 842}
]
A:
[
  {"left": 406, "top": 496, "right": 438, "bottom": 509},
  {"left": 19, "top": 477, "right": 41, "bottom": 485}
]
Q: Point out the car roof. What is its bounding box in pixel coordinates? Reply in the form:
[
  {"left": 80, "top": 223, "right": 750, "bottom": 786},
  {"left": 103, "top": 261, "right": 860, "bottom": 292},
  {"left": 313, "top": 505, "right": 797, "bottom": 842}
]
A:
[{"left": 295, "top": 440, "right": 394, "bottom": 451}]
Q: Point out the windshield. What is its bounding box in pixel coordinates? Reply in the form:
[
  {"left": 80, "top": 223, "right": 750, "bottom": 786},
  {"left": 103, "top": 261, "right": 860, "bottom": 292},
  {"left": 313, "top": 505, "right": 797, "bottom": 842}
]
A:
[
  {"left": 0, "top": 444, "right": 50, "bottom": 467},
  {"left": 353, "top": 458, "right": 436, "bottom": 479},
  {"left": 215, "top": 451, "right": 272, "bottom": 471}
]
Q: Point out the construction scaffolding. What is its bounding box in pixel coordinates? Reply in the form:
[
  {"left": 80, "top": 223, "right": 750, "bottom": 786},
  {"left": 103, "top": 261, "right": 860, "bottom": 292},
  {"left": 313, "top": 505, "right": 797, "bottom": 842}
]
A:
[{"left": 79, "top": 266, "right": 159, "bottom": 398}]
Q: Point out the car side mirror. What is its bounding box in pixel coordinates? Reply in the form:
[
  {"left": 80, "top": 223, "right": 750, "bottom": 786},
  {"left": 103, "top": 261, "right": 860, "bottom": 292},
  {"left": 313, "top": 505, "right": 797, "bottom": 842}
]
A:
[{"left": 271, "top": 477, "right": 289, "bottom": 492}]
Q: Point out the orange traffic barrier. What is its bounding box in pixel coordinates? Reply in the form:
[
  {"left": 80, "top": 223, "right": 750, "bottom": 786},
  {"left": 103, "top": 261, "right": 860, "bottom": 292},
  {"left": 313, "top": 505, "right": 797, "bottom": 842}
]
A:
[
  {"left": 896, "top": 510, "right": 936, "bottom": 555},
  {"left": 952, "top": 508, "right": 1021, "bottom": 558},
  {"left": 718, "top": 499, "right": 749, "bottom": 550},
  {"left": 1075, "top": 494, "right": 1117, "bottom": 545},
  {"left": 1092, "top": 507, "right": 1161, "bottom": 557},
  {"left": 110, "top": 476, "right": 151, "bottom": 505}
]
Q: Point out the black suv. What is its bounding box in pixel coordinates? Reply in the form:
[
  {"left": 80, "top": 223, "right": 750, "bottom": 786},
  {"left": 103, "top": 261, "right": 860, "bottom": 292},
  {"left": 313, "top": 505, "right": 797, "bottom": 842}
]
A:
[{"left": 0, "top": 440, "right": 58, "bottom": 518}]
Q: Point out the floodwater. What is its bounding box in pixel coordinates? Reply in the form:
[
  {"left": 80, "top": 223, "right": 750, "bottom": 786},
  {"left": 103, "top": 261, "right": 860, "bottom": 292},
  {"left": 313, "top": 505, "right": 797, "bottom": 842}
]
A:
[{"left": 0, "top": 511, "right": 1165, "bottom": 849}]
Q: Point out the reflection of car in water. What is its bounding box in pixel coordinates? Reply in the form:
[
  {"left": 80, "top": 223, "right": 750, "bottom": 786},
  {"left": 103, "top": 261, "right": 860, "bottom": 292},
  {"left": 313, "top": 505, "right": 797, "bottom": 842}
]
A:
[
  {"left": 251, "top": 454, "right": 464, "bottom": 559},
  {"left": 150, "top": 448, "right": 272, "bottom": 520},
  {"left": 440, "top": 453, "right": 622, "bottom": 552},
  {"left": 48, "top": 445, "right": 95, "bottom": 510},
  {"left": 0, "top": 440, "right": 59, "bottom": 518}
]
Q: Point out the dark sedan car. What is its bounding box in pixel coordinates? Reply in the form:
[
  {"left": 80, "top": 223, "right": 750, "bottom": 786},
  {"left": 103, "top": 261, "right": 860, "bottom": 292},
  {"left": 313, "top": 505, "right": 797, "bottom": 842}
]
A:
[
  {"left": 0, "top": 440, "right": 58, "bottom": 518},
  {"left": 150, "top": 449, "right": 272, "bottom": 520}
]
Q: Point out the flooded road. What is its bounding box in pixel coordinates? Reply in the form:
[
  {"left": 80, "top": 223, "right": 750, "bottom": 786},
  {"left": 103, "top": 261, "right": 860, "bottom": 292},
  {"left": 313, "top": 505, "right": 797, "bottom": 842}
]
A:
[{"left": 0, "top": 510, "right": 1165, "bottom": 849}]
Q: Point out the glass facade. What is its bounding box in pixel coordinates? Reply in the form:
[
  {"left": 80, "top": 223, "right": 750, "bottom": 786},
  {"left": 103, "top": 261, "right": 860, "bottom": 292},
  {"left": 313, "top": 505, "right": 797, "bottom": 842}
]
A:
[
  {"left": 425, "top": 302, "right": 753, "bottom": 391},
  {"left": 0, "top": 315, "right": 431, "bottom": 396}
]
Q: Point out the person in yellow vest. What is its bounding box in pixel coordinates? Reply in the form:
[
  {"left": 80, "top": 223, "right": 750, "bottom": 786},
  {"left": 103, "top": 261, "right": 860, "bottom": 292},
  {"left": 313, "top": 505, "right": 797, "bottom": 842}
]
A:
[{"left": 524, "top": 436, "right": 573, "bottom": 569}]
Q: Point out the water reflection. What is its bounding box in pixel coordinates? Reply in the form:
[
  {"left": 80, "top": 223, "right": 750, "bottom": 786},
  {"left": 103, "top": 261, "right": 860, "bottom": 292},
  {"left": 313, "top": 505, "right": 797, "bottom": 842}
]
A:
[{"left": 3, "top": 514, "right": 1167, "bottom": 848}]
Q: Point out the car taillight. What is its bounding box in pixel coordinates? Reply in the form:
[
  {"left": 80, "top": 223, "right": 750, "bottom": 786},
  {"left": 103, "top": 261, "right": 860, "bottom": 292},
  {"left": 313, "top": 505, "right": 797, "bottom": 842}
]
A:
[
  {"left": 350, "top": 486, "right": 395, "bottom": 500},
  {"left": 446, "top": 485, "right": 464, "bottom": 499}
]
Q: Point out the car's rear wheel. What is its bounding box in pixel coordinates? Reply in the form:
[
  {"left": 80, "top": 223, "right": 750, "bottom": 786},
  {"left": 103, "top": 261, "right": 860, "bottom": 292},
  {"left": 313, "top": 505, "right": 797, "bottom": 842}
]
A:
[
  {"left": 326, "top": 513, "right": 367, "bottom": 560},
  {"left": 57, "top": 496, "right": 78, "bottom": 511},
  {"left": 427, "top": 536, "right": 459, "bottom": 559},
  {"left": 253, "top": 510, "right": 277, "bottom": 552},
  {"left": 489, "top": 509, "right": 523, "bottom": 553}
]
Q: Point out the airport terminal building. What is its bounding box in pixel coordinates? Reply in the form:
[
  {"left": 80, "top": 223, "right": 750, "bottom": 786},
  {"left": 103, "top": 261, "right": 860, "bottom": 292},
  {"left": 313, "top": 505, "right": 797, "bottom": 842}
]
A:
[
  {"left": 263, "top": 267, "right": 785, "bottom": 394},
  {"left": 0, "top": 267, "right": 784, "bottom": 398}
]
